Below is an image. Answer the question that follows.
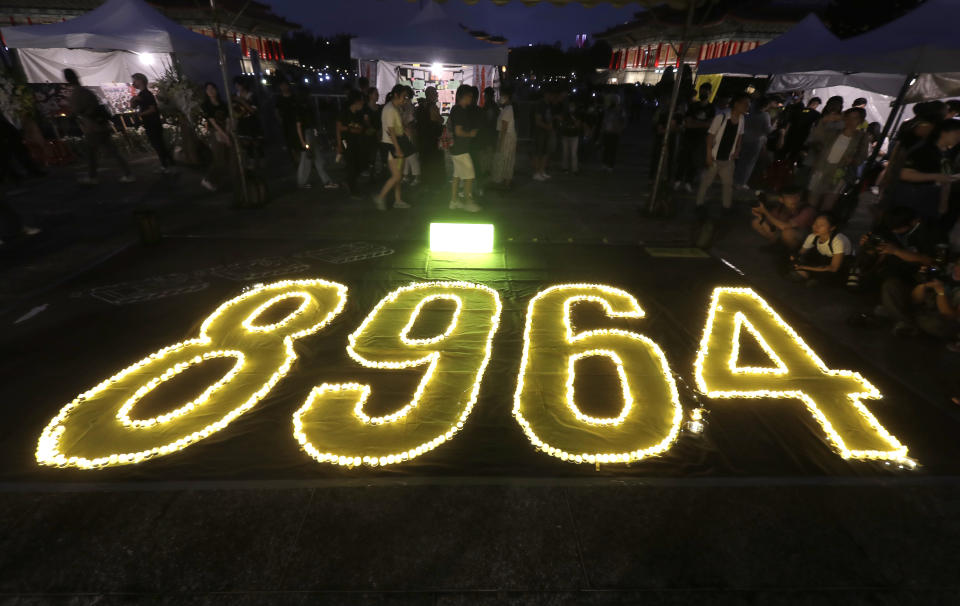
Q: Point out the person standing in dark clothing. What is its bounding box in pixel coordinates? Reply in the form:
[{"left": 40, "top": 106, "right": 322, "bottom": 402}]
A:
[
  {"left": 363, "top": 87, "right": 382, "bottom": 177},
  {"left": 200, "top": 82, "right": 232, "bottom": 192},
  {"left": 780, "top": 97, "right": 821, "bottom": 163},
  {"left": 0, "top": 116, "right": 46, "bottom": 186},
  {"left": 415, "top": 86, "right": 443, "bottom": 189},
  {"left": 467, "top": 86, "right": 484, "bottom": 196},
  {"left": 275, "top": 80, "right": 301, "bottom": 162},
  {"left": 232, "top": 76, "right": 264, "bottom": 169},
  {"left": 675, "top": 83, "right": 715, "bottom": 192},
  {"left": 337, "top": 89, "right": 368, "bottom": 196},
  {"left": 131, "top": 73, "right": 173, "bottom": 173},
  {"left": 64, "top": 68, "right": 134, "bottom": 185}
]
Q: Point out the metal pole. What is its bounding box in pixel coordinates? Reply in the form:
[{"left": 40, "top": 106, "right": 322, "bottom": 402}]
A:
[
  {"left": 865, "top": 73, "right": 916, "bottom": 169},
  {"left": 210, "top": 0, "right": 249, "bottom": 205},
  {"left": 648, "top": 0, "right": 697, "bottom": 214}
]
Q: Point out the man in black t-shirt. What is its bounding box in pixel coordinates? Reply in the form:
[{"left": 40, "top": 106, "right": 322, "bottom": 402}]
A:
[
  {"left": 336, "top": 90, "right": 367, "bottom": 195},
  {"left": 895, "top": 119, "right": 960, "bottom": 220},
  {"left": 532, "top": 90, "right": 557, "bottom": 181},
  {"left": 291, "top": 91, "right": 336, "bottom": 190},
  {"left": 275, "top": 81, "right": 302, "bottom": 162},
  {"left": 415, "top": 86, "right": 443, "bottom": 189},
  {"left": 675, "top": 83, "right": 715, "bottom": 191},
  {"left": 131, "top": 73, "right": 173, "bottom": 172},
  {"left": 780, "top": 97, "right": 821, "bottom": 162}
]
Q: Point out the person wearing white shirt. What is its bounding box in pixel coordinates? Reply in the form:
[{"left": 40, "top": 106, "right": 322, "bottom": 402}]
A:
[
  {"left": 791, "top": 212, "right": 853, "bottom": 285},
  {"left": 696, "top": 93, "right": 749, "bottom": 213},
  {"left": 373, "top": 85, "right": 411, "bottom": 211},
  {"left": 491, "top": 87, "right": 517, "bottom": 189}
]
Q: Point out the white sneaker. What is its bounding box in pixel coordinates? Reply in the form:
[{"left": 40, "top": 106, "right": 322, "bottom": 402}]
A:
[
  {"left": 735, "top": 184, "right": 750, "bottom": 191},
  {"left": 532, "top": 173, "right": 545, "bottom": 182},
  {"left": 542, "top": 173, "right": 552, "bottom": 180},
  {"left": 372, "top": 195, "right": 387, "bottom": 211},
  {"left": 23, "top": 226, "right": 42, "bottom": 236},
  {"left": 409, "top": 178, "right": 420, "bottom": 187},
  {"left": 450, "top": 199, "right": 482, "bottom": 212},
  {"left": 119, "top": 175, "right": 136, "bottom": 183},
  {"left": 394, "top": 200, "right": 411, "bottom": 209},
  {"left": 673, "top": 181, "right": 683, "bottom": 191},
  {"left": 683, "top": 183, "right": 693, "bottom": 193},
  {"left": 201, "top": 178, "right": 217, "bottom": 192},
  {"left": 323, "top": 182, "right": 340, "bottom": 190}
]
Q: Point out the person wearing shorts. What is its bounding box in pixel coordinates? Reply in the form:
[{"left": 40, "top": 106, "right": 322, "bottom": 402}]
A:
[
  {"left": 448, "top": 85, "right": 482, "bottom": 212},
  {"left": 373, "top": 85, "right": 411, "bottom": 211}
]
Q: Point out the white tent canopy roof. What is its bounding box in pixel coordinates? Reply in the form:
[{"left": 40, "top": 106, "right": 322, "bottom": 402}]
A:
[
  {"left": 1, "top": 0, "right": 234, "bottom": 57},
  {"left": 350, "top": 3, "right": 508, "bottom": 65}
]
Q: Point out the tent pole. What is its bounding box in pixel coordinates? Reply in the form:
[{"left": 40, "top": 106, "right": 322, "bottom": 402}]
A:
[
  {"left": 211, "top": 0, "right": 249, "bottom": 205},
  {"left": 866, "top": 72, "right": 916, "bottom": 169},
  {"left": 648, "top": 0, "right": 697, "bottom": 214}
]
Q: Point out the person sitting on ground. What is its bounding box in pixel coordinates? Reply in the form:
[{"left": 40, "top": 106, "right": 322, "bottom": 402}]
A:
[
  {"left": 909, "top": 260, "right": 960, "bottom": 342},
  {"left": 855, "top": 207, "right": 943, "bottom": 335},
  {"left": 750, "top": 185, "right": 815, "bottom": 251},
  {"left": 789, "top": 212, "right": 853, "bottom": 285}
]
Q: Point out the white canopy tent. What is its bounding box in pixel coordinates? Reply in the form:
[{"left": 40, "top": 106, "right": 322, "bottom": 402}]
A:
[
  {"left": 0, "top": 0, "right": 241, "bottom": 87},
  {"left": 350, "top": 3, "right": 508, "bottom": 107}
]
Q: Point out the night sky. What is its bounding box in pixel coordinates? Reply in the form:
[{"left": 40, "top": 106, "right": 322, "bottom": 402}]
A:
[{"left": 267, "top": 0, "right": 637, "bottom": 46}]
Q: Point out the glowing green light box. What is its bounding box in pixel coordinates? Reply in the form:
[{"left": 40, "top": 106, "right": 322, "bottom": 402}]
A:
[{"left": 429, "top": 223, "right": 494, "bottom": 254}]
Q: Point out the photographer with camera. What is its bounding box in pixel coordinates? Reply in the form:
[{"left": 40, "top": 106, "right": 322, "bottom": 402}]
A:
[
  {"left": 854, "top": 207, "right": 946, "bottom": 336},
  {"left": 750, "top": 185, "right": 815, "bottom": 252},
  {"left": 909, "top": 258, "right": 960, "bottom": 342},
  {"left": 788, "top": 212, "right": 852, "bottom": 286}
]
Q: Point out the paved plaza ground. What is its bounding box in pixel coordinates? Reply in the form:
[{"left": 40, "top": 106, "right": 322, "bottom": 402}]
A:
[{"left": 1, "top": 119, "right": 959, "bottom": 604}]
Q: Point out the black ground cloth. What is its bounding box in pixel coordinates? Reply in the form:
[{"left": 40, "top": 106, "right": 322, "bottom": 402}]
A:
[{"left": 2, "top": 237, "right": 958, "bottom": 484}]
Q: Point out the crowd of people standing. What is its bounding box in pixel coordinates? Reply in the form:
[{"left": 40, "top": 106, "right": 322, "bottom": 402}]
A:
[{"left": 654, "top": 80, "right": 960, "bottom": 354}]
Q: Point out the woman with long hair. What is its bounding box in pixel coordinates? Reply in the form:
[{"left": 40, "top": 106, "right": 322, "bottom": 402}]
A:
[
  {"left": 373, "top": 84, "right": 411, "bottom": 210},
  {"left": 491, "top": 87, "right": 516, "bottom": 189}
]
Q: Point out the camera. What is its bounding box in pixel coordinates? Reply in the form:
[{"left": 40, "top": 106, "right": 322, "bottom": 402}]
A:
[
  {"left": 752, "top": 191, "right": 769, "bottom": 209},
  {"left": 860, "top": 233, "right": 886, "bottom": 254},
  {"left": 916, "top": 265, "right": 949, "bottom": 284}
]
